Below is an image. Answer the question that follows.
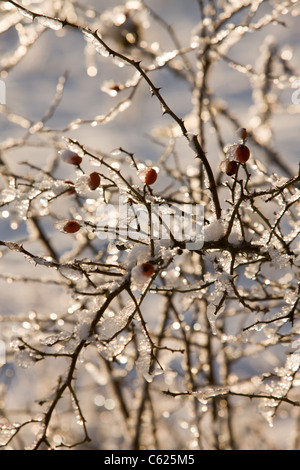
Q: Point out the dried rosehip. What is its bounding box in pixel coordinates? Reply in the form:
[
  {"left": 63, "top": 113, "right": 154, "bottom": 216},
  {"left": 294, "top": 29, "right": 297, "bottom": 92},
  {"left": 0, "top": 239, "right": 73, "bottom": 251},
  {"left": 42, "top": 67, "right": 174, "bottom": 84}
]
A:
[
  {"left": 225, "top": 160, "right": 239, "bottom": 176},
  {"left": 61, "top": 150, "right": 82, "bottom": 166},
  {"left": 63, "top": 220, "right": 81, "bottom": 233},
  {"left": 88, "top": 172, "right": 101, "bottom": 190},
  {"left": 137, "top": 167, "right": 158, "bottom": 185},
  {"left": 141, "top": 263, "right": 155, "bottom": 277},
  {"left": 235, "top": 144, "right": 250, "bottom": 163}
]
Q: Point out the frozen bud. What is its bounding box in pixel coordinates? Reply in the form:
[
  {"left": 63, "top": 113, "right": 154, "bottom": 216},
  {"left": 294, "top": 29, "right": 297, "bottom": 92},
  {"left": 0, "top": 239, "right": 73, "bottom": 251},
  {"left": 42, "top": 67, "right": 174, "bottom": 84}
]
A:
[
  {"left": 137, "top": 167, "right": 158, "bottom": 185},
  {"left": 101, "top": 80, "right": 123, "bottom": 96},
  {"left": 63, "top": 220, "right": 81, "bottom": 233},
  {"left": 63, "top": 180, "right": 76, "bottom": 195},
  {"left": 61, "top": 150, "right": 82, "bottom": 166},
  {"left": 88, "top": 172, "right": 101, "bottom": 190},
  {"left": 236, "top": 127, "right": 248, "bottom": 142}
]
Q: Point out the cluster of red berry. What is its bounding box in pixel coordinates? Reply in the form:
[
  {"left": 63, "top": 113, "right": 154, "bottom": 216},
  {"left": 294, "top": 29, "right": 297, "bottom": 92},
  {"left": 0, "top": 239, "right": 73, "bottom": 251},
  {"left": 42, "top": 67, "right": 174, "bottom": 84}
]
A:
[
  {"left": 61, "top": 150, "right": 101, "bottom": 191},
  {"left": 60, "top": 150, "right": 101, "bottom": 233},
  {"left": 60, "top": 150, "right": 158, "bottom": 235},
  {"left": 220, "top": 128, "right": 250, "bottom": 176}
]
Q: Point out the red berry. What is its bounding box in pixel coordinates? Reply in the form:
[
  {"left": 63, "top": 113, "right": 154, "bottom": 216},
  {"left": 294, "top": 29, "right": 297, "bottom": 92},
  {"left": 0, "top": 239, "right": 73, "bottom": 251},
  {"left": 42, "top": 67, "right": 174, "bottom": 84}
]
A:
[
  {"left": 137, "top": 167, "right": 158, "bottom": 185},
  {"left": 141, "top": 263, "right": 155, "bottom": 277},
  {"left": 61, "top": 150, "right": 82, "bottom": 166},
  {"left": 63, "top": 220, "right": 81, "bottom": 233},
  {"left": 225, "top": 160, "right": 239, "bottom": 176},
  {"left": 88, "top": 172, "right": 101, "bottom": 190},
  {"left": 131, "top": 262, "right": 155, "bottom": 286},
  {"left": 235, "top": 144, "right": 250, "bottom": 163}
]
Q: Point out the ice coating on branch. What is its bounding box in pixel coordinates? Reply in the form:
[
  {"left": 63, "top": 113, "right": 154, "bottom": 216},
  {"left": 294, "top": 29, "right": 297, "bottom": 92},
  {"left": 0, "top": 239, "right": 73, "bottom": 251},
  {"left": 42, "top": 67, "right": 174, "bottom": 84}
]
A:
[
  {"left": 135, "top": 321, "right": 152, "bottom": 382},
  {"left": 194, "top": 386, "right": 229, "bottom": 401},
  {"left": 284, "top": 289, "right": 298, "bottom": 306},
  {"left": 124, "top": 244, "right": 151, "bottom": 269},
  {"left": 14, "top": 349, "right": 37, "bottom": 368},
  {"left": 36, "top": 16, "right": 63, "bottom": 31},
  {"left": 97, "top": 334, "right": 130, "bottom": 362},
  {"left": 268, "top": 248, "right": 291, "bottom": 269},
  {"left": 74, "top": 175, "right": 93, "bottom": 195},
  {"left": 187, "top": 133, "right": 198, "bottom": 153},
  {"left": 0, "top": 425, "right": 19, "bottom": 447},
  {"left": 228, "top": 229, "right": 242, "bottom": 245},
  {"left": 59, "top": 264, "right": 83, "bottom": 281},
  {"left": 136, "top": 337, "right": 152, "bottom": 382},
  {"left": 98, "top": 299, "right": 136, "bottom": 341},
  {"left": 206, "top": 286, "right": 228, "bottom": 334},
  {"left": 258, "top": 350, "right": 300, "bottom": 427},
  {"left": 17, "top": 8, "right": 34, "bottom": 21},
  {"left": 77, "top": 317, "right": 92, "bottom": 340},
  {"left": 204, "top": 219, "right": 225, "bottom": 241},
  {"left": 156, "top": 49, "right": 178, "bottom": 67},
  {"left": 40, "top": 331, "right": 71, "bottom": 347},
  {"left": 81, "top": 28, "right": 95, "bottom": 43},
  {"left": 0, "top": 188, "right": 16, "bottom": 204},
  {"left": 207, "top": 303, "right": 222, "bottom": 335}
]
